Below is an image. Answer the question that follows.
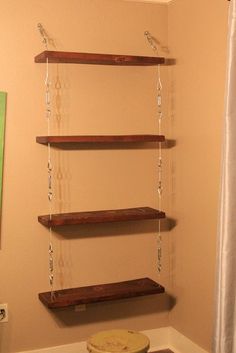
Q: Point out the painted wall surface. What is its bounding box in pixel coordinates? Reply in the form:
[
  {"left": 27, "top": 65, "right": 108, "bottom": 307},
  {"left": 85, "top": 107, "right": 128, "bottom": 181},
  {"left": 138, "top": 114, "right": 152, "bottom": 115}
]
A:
[
  {"left": 168, "top": 0, "right": 228, "bottom": 351},
  {"left": 0, "top": 0, "right": 229, "bottom": 352},
  {"left": 124, "top": 1, "right": 171, "bottom": 3},
  {"left": 0, "top": 1, "right": 170, "bottom": 352}
]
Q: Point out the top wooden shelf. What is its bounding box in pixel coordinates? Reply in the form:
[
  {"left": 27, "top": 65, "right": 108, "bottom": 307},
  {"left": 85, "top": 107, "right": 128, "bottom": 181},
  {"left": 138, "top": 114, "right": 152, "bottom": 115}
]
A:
[{"left": 34, "top": 51, "right": 165, "bottom": 66}]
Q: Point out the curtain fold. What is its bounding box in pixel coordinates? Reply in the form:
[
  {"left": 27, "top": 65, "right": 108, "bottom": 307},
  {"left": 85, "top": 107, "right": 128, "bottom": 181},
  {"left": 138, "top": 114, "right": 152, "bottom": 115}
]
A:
[{"left": 213, "top": 1, "right": 236, "bottom": 352}]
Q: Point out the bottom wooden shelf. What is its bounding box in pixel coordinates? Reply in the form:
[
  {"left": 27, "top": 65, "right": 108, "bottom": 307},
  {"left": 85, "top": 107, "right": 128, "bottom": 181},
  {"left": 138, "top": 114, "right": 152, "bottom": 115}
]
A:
[{"left": 39, "top": 277, "right": 165, "bottom": 309}]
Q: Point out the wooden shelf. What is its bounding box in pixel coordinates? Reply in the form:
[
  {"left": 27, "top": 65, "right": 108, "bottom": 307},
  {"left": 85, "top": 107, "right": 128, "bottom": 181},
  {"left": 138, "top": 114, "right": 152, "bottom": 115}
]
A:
[
  {"left": 38, "top": 207, "right": 165, "bottom": 227},
  {"left": 36, "top": 135, "right": 165, "bottom": 145},
  {"left": 152, "top": 350, "right": 174, "bottom": 353},
  {"left": 38, "top": 277, "right": 165, "bottom": 308},
  {"left": 35, "top": 51, "right": 165, "bottom": 66}
]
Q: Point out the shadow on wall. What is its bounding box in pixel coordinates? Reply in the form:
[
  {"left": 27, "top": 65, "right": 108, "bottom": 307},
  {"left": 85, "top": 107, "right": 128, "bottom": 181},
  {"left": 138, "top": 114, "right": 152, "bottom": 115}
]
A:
[
  {"left": 42, "top": 140, "right": 176, "bottom": 151},
  {"left": 46, "top": 293, "right": 176, "bottom": 327},
  {"left": 53, "top": 218, "right": 177, "bottom": 240}
]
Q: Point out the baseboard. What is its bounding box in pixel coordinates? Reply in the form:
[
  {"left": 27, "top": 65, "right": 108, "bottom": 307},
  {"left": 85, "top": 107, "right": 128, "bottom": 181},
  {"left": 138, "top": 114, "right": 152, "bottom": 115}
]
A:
[
  {"left": 18, "top": 327, "right": 209, "bottom": 353},
  {"left": 167, "top": 327, "right": 209, "bottom": 353},
  {"left": 142, "top": 327, "right": 209, "bottom": 353},
  {"left": 169, "top": 327, "right": 209, "bottom": 353}
]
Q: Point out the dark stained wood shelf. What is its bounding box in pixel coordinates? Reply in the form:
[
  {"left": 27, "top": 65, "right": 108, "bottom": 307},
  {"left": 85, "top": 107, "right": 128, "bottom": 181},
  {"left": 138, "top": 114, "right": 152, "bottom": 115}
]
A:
[
  {"left": 151, "top": 350, "right": 174, "bottom": 353},
  {"left": 38, "top": 277, "right": 165, "bottom": 308},
  {"left": 38, "top": 207, "right": 166, "bottom": 227},
  {"left": 35, "top": 51, "right": 165, "bottom": 66},
  {"left": 36, "top": 135, "right": 165, "bottom": 145}
]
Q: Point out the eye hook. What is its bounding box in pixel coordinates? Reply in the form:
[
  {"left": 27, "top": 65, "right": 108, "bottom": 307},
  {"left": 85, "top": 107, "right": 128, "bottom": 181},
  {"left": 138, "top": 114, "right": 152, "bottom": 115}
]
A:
[{"left": 37, "top": 23, "right": 49, "bottom": 50}]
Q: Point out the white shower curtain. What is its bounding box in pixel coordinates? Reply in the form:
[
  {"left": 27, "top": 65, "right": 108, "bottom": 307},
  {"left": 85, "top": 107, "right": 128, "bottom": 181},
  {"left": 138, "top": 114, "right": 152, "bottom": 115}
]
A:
[{"left": 213, "top": 1, "right": 236, "bottom": 352}]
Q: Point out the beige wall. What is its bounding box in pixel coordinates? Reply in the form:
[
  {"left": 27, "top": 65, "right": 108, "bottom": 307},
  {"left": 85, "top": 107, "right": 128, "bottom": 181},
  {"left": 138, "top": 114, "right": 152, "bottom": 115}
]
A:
[
  {"left": 124, "top": 1, "right": 171, "bottom": 3},
  {"left": 0, "top": 1, "right": 170, "bottom": 352},
  {"left": 168, "top": 0, "right": 228, "bottom": 351},
  {"left": 0, "top": 0, "right": 230, "bottom": 352}
]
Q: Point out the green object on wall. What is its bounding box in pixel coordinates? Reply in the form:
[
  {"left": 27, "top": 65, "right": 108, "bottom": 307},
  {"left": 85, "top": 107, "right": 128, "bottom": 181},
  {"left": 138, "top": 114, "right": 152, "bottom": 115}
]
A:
[{"left": 0, "top": 92, "right": 6, "bottom": 212}]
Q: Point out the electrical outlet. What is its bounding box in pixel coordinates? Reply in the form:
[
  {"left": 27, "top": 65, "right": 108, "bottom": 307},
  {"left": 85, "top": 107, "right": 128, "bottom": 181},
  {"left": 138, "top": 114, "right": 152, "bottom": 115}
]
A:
[{"left": 0, "top": 304, "right": 8, "bottom": 323}]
